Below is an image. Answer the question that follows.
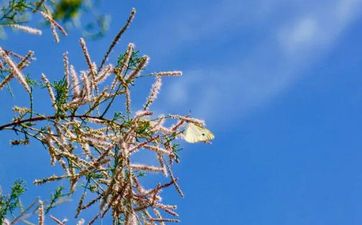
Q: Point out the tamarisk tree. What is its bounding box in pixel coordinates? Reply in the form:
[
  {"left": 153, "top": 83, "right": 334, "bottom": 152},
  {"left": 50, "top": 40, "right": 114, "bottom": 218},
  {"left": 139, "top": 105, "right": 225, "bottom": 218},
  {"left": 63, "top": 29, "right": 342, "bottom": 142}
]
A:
[{"left": 0, "top": 2, "right": 213, "bottom": 225}]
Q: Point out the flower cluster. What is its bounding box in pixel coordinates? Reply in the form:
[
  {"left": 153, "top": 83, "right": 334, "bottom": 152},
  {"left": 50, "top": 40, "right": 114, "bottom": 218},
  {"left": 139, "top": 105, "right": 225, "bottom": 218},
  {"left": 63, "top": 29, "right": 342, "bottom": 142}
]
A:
[
  {"left": 0, "top": 7, "right": 209, "bottom": 225},
  {"left": 0, "top": 0, "right": 108, "bottom": 39}
]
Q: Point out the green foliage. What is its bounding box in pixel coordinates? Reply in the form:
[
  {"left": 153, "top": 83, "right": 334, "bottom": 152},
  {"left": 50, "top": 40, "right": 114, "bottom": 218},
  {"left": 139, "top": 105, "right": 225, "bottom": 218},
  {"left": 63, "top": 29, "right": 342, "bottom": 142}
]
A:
[
  {"left": 52, "top": 0, "right": 110, "bottom": 39},
  {"left": 135, "top": 120, "right": 151, "bottom": 136},
  {"left": 45, "top": 186, "right": 64, "bottom": 214},
  {"left": 117, "top": 50, "right": 143, "bottom": 74},
  {"left": 0, "top": 4, "right": 212, "bottom": 224},
  {"left": 0, "top": 180, "right": 26, "bottom": 224},
  {"left": 53, "top": 0, "right": 83, "bottom": 21},
  {"left": 25, "top": 75, "right": 39, "bottom": 88},
  {"left": 52, "top": 78, "right": 68, "bottom": 116},
  {"left": 0, "top": 0, "right": 32, "bottom": 25},
  {"left": 0, "top": 0, "right": 109, "bottom": 38}
]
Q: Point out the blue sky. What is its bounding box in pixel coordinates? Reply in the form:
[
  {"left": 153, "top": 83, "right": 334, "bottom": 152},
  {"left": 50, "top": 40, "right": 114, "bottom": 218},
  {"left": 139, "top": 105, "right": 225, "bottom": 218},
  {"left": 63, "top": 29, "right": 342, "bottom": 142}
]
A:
[{"left": 2, "top": 0, "right": 362, "bottom": 224}]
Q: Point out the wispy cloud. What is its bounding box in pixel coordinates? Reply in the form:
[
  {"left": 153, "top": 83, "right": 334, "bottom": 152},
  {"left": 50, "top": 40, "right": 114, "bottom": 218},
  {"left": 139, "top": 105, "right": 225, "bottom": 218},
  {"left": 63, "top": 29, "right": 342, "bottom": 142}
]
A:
[{"left": 152, "top": 0, "right": 362, "bottom": 126}]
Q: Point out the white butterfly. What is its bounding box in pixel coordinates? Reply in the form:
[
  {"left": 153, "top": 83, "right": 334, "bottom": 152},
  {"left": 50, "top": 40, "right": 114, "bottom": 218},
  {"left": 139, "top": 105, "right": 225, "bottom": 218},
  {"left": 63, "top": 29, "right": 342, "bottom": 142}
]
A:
[{"left": 183, "top": 123, "right": 215, "bottom": 143}]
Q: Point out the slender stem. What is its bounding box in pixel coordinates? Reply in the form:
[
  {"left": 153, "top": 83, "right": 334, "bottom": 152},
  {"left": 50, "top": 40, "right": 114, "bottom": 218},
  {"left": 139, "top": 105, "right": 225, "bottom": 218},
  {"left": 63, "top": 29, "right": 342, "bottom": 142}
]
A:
[
  {"left": 100, "top": 83, "right": 122, "bottom": 118},
  {"left": 0, "top": 114, "right": 122, "bottom": 131},
  {"left": 98, "top": 8, "right": 135, "bottom": 73}
]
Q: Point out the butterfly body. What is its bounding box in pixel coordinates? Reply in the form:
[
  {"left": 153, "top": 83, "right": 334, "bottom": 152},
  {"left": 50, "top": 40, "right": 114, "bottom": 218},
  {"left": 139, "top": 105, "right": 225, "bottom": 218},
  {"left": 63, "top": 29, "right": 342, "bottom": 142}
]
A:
[{"left": 183, "top": 123, "right": 215, "bottom": 143}]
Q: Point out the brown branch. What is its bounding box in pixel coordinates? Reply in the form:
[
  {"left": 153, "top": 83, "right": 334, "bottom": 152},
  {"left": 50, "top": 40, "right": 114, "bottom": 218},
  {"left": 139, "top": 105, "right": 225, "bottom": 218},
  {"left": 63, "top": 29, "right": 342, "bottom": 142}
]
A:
[
  {"left": 0, "top": 114, "right": 122, "bottom": 131},
  {"left": 98, "top": 8, "right": 136, "bottom": 72}
]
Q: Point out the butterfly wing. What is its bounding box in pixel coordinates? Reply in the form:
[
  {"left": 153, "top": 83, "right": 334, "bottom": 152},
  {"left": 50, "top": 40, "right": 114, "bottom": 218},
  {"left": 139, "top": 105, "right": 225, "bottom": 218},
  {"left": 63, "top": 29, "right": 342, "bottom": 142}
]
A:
[
  {"left": 184, "top": 123, "right": 200, "bottom": 143},
  {"left": 184, "top": 123, "right": 215, "bottom": 143}
]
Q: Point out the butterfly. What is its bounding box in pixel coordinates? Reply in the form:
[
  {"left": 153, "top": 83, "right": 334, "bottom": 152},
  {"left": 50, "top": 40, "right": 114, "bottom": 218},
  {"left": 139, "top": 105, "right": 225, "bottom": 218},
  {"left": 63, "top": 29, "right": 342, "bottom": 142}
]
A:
[{"left": 183, "top": 122, "right": 215, "bottom": 143}]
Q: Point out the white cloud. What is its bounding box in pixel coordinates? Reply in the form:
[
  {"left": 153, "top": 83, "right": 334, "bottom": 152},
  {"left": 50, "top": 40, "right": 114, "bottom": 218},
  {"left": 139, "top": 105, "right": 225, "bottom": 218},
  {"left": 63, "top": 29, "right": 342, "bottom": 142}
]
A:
[
  {"left": 156, "top": 0, "right": 362, "bottom": 126},
  {"left": 278, "top": 0, "right": 362, "bottom": 56},
  {"left": 278, "top": 17, "right": 319, "bottom": 54},
  {"left": 336, "top": 0, "right": 362, "bottom": 21}
]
